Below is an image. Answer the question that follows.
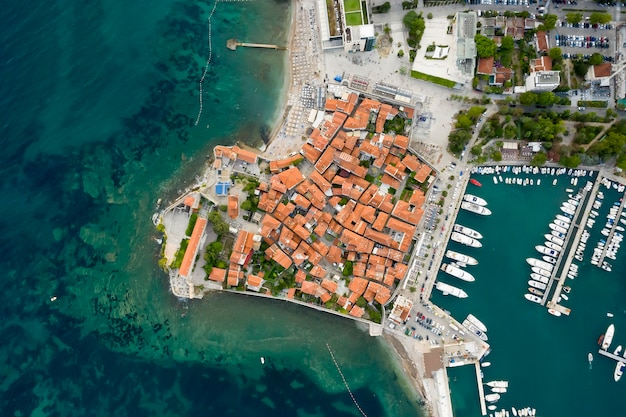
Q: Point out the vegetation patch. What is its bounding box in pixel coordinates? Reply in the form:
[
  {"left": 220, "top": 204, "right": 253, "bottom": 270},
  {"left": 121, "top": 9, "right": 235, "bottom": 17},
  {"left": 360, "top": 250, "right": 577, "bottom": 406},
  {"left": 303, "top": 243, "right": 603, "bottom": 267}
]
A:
[
  {"left": 343, "top": 0, "right": 361, "bottom": 12},
  {"left": 344, "top": 11, "right": 363, "bottom": 26},
  {"left": 578, "top": 100, "right": 608, "bottom": 108},
  {"left": 410, "top": 70, "right": 456, "bottom": 88}
]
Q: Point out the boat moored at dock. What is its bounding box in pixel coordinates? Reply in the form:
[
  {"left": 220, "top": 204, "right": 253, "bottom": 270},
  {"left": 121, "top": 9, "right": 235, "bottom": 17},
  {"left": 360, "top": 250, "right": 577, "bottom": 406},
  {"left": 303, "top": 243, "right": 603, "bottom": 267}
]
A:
[
  {"left": 451, "top": 232, "right": 482, "bottom": 248},
  {"left": 435, "top": 282, "right": 469, "bottom": 298},
  {"left": 486, "top": 380, "right": 508, "bottom": 388},
  {"left": 615, "top": 362, "right": 625, "bottom": 382},
  {"left": 445, "top": 250, "right": 478, "bottom": 265},
  {"left": 544, "top": 233, "right": 564, "bottom": 246},
  {"left": 535, "top": 245, "right": 559, "bottom": 257},
  {"left": 461, "top": 201, "right": 492, "bottom": 215},
  {"left": 531, "top": 267, "right": 550, "bottom": 278},
  {"left": 526, "top": 258, "right": 554, "bottom": 272},
  {"left": 524, "top": 293, "right": 542, "bottom": 303},
  {"left": 466, "top": 313, "right": 488, "bottom": 333},
  {"left": 453, "top": 224, "right": 483, "bottom": 239},
  {"left": 441, "top": 263, "right": 476, "bottom": 282},
  {"left": 602, "top": 324, "right": 615, "bottom": 350},
  {"left": 463, "top": 194, "right": 488, "bottom": 206},
  {"left": 530, "top": 273, "right": 549, "bottom": 284}
]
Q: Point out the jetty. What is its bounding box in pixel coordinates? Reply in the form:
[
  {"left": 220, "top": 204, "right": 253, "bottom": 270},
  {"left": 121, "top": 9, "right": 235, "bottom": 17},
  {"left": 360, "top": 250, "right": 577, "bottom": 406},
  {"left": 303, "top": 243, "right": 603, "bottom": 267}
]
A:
[
  {"left": 227, "top": 38, "right": 286, "bottom": 51},
  {"left": 598, "top": 348, "right": 626, "bottom": 363},
  {"left": 475, "top": 362, "right": 488, "bottom": 416},
  {"left": 543, "top": 179, "right": 596, "bottom": 311},
  {"left": 595, "top": 190, "right": 626, "bottom": 265}
]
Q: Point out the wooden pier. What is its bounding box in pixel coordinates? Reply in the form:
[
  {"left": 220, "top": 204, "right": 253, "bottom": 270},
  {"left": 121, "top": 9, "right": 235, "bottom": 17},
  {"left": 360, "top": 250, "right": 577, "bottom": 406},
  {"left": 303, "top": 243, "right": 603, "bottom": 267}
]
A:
[
  {"left": 474, "top": 362, "right": 487, "bottom": 416},
  {"left": 595, "top": 188, "right": 626, "bottom": 265},
  {"left": 542, "top": 178, "right": 595, "bottom": 309},
  {"left": 598, "top": 348, "right": 626, "bottom": 363},
  {"left": 226, "top": 38, "right": 286, "bottom": 51}
]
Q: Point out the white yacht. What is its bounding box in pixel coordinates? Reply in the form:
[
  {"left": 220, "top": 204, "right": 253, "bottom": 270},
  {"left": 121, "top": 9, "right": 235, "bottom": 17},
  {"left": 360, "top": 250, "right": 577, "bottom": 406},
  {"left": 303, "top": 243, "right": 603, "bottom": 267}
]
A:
[
  {"left": 451, "top": 232, "right": 482, "bottom": 248},
  {"left": 454, "top": 224, "right": 483, "bottom": 239},
  {"left": 461, "top": 201, "right": 492, "bottom": 215},
  {"left": 526, "top": 258, "right": 554, "bottom": 271},
  {"left": 528, "top": 280, "right": 547, "bottom": 290},
  {"left": 556, "top": 214, "right": 571, "bottom": 223},
  {"left": 602, "top": 324, "right": 615, "bottom": 350},
  {"left": 530, "top": 273, "right": 549, "bottom": 284},
  {"left": 545, "top": 241, "right": 562, "bottom": 251},
  {"left": 486, "top": 380, "right": 508, "bottom": 388},
  {"left": 615, "top": 362, "right": 625, "bottom": 382},
  {"left": 524, "top": 293, "right": 542, "bottom": 303},
  {"left": 441, "top": 263, "right": 476, "bottom": 282},
  {"left": 485, "top": 393, "right": 500, "bottom": 403},
  {"left": 466, "top": 313, "right": 488, "bottom": 333},
  {"left": 445, "top": 250, "right": 478, "bottom": 265},
  {"left": 490, "top": 387, "right": 507, "bottom": 393},
  {"left": 549, "top": 223, "right": 568, "bottom": 234},
  {"left": 544, "top": 233, "right": 564, "bottom": 246},
  {"left": 463, "top": 194, "right": 488, "bottom": 206},
  {"left": 536, "top": 245, "right": 559, "bottom": 257},
  {"left": 462, "top": 319, "right": 488, "bottom": 341},
  {"left": 435, "top": 282, "right": 468, "bottom": 298},
  {"left": 531, "top": 267, "right": 550, "bottom": 278}
]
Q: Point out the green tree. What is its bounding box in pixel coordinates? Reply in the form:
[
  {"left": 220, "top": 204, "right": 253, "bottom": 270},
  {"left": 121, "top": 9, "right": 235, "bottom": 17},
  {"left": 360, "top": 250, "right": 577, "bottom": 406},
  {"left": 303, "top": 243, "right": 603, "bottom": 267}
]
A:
[
  {"left": 455, "top": 114, "right": 474, "bottom": 129},
  {"left": 185, "top": 213, "right": 199, "bottom": 236},
  {"left": 500, "top": 35, "right": 514, "bottom": 52},
  {"left": 342, "top": 260, "right": 354, "bottom": 276},
  {"left": 241, "top": 200, "right": 253, "bottom": 211},
  {"left": 213, "top": 220, "right": 229, "bottom": 236},
  {"left": 589, "top": 12, "right": 611, "bottom": 25},
  {"left": 531, "top": 152, "right": 548, "bottom": 166},
  {"left": 548, "top": 47, "right": 563, "bottom": 61},
  {"left": 588, "top": 53, "right": 604, "bottom": 66},
  {"left": 471, "top": 145, "right": 482, "bottom": 156},
  {"left": 543, "top": 14, "right": 558, "bottom": 31},
  {"left": 560, "top": 154, "right": 581, "bottom": 168},
  {"left": 519, "top": 91, "right": 538, "bottom": 106},
  {"left": 475, "top": 34, "right": 497, "bottom": 58},
  {"left": 566, "top": 12, "right": 583, "bottom": 25},
  {"left": 397, "top": 49, "right": 404, "bottom": 58},
  {"left": 573, "top": 59, "right": 589, "bottom": 77},
  {"left": 427, "top": 13, "right": 433, "bottom": 19},
  {"left": 537, "top": 91, "right": 556, "bottom": 107},
  {"left": 492, "top": 151, "right": 502, "bottom": 162}
]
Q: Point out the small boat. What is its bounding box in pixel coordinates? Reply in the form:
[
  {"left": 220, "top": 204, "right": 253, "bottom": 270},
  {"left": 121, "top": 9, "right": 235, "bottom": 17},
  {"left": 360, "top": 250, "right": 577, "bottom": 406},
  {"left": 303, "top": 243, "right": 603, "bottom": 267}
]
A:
[
  {"left": 463, "top": 194, "right": 488, "bottom": 206},
  {"left": 561, "top": 293, "right": 569, "bottom": 301},
  {"left": 614, "top": 345, "right": 623, "bottom": 356},
  {"left": 528, "top": 287, "right": 544, "bottom": 296},
  {"left": 528, "top": 280, "right": 547, "bottom": 290},
  {"left": 470, "top": 178, "right": 482, "bottom": 187},
  {"left": 491, "top": 387, "right": 507, "bottom": 393},
  {"left": 488, "top": 405, "right": 497, "bottom": 411},
  {"left": 598, "top": 334, "right": 605, "bottom": 346},
  {"left": 553, "top": 178, "right": 558, "bottom": 185},
  {"left": 481, "top": 362, "right": 491, "bottom": 368},
  {"left": 525, "top": 294, "right": 542, "bottom": 304},
  {"left": 608, "top": 312, "right": 615, "bottom": 318},
  {"left": 563, "top": 286, "right": 571, "bottom": 294},
  {"left": 485, "top": 393, "right": 501, "bottom": 403},
  {"left": 531, "top": 268, "right": 550, "bottom": 278},
  {"left": 260, "top": 357, "right": 265, "bottom": 365},
  {"left": 512, "top": 407, "right": 518, "bottom": 416},
  {"left": 486, "top": 380, "right": 508, "bottom": 388},
  {"left": 602, "top": 324, "right": 615, "bottom": 350},
  {"left": 614, "top": 361, "right": 625, "bottom": 382},
  {"left": 588, "top": 352, "right": 593, "bottom": 363},
  {"left": 530, "top": 273, "right": 549, "bottom": 284},
  {"left": 548, "top": 308, "right": 561, "bottom": 316}
]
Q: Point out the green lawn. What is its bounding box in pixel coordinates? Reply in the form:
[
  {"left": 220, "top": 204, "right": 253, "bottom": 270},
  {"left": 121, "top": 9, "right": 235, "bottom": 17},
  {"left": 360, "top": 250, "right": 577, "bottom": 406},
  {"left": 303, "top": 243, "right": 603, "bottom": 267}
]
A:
[
  {"left": 410, "top": 70, "right": 457, "bottom": 88},
  {"left": 345, "top": 11, "right": 363, "bottom": 26},
  {"left": 343, "top": 0, "right": 361, "bottom": 12}
]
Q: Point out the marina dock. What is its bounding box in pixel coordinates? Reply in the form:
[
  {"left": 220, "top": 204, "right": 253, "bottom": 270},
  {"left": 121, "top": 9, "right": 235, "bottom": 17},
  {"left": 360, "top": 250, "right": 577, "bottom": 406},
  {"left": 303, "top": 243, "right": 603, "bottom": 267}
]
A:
[
  {"left": 542, "top": 179, "right": 595, "bottom": 309},
  {"left": 226, "top": 38, "right": 286, "bottom": 51},
  {"left": 475, "top": 362, "right": 487, "bottom": 416},
  {"left": 598, "top": 348, "right": 626, "bottom": 363},
  {"left": 595, "top": 192, "right": 626, "bottom": 265}
]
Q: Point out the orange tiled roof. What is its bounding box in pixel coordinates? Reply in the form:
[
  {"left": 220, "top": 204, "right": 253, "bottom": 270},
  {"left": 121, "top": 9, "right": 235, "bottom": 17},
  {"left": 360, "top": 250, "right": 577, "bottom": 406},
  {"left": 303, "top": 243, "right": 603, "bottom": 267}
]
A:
[
  {"left": 247, "top": 274, "right": 264, "bottom": 288},
  {"left": 321, "top": 278, "right": 338, "bottom": 293},
  {"left": 270, "top": 154, "right": 303, "bottom": 173},
  {"left": 393, "top": 135, "right": 409, "bottom": 150},
  {"left": 228, "top": 195, "right": 239, "bottom": 219},
  {"left": 349, "top": 305, "right": 365, "bottom": 318},
  {"left": 391, "top": 200, "right": 424, "bottom": 225},
  {"left": 301, "top": 143, "right": 322, "bottom": 163},
  {"left": 477, "top": 57, "right": 495, "bottom": 75},
  {"left": 179, "top": 217, "right": 207, "bottom": 277},
  {"left": 414, "top": 164, "right": 432, "bottom": 183},
  {"left": 402, "top": 154, "right": 420, "bottom": 172},
  {"left": 276, "top": 166, "right": 305, "bottom": 190},
  {"left": 300, "top": 280, "right": 320, "bottom": 296},
  {"left": 209, "top": 267, "right": 226, "bottom": 282}
]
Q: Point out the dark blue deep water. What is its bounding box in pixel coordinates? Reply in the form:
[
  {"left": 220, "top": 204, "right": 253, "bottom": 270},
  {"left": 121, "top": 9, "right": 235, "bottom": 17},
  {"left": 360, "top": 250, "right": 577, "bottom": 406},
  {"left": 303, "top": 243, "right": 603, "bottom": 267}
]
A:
[{"left": 0, "top": 1, "right": 423, "bottom": 416}]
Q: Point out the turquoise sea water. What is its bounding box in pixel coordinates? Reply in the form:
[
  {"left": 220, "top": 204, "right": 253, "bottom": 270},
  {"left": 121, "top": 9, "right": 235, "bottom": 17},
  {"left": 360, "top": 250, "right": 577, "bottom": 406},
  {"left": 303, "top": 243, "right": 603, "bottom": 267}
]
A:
[
  {"left": 0, "top": 1, "right": 422, "bottom": 416},
  {"left": 433, "top": 171, "right": 626, "bottom": 417}
]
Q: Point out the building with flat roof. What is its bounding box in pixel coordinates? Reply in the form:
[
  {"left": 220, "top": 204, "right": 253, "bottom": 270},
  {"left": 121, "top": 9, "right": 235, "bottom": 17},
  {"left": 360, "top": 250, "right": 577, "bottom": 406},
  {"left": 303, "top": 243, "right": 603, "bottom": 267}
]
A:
[
  {"left": 525, "top": 71, "right": 560, "bottom": 92},
  {"left": 344, "top": 24, "right": 375, "bottom": 52},
  {"left": 456, "top": 12, "right": 477, "bottom": 77}
]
